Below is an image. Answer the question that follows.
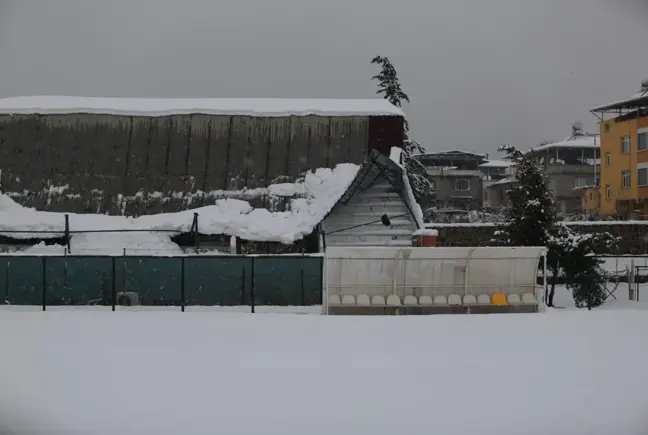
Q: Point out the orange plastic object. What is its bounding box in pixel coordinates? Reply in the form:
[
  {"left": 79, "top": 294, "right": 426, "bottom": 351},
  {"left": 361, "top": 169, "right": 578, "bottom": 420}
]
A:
[{"left": 491, "top": 292, "right": 509, "bottom": 306}]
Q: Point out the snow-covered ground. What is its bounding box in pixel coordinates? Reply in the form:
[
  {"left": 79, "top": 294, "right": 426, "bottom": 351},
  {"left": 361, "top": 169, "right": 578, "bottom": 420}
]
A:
[{"left": 1, "top": 309, "right": 647, "bottom": 435}]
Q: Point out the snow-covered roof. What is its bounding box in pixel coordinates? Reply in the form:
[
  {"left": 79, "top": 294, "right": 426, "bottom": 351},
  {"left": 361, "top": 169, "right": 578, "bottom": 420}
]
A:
[
  {"left": 479, "top": 160, "right": 512, "bottom": 168},
  {"left": 0, "top": 96, "right": 404, "bottom": 117},
  {"left": 422, "top": 150, "right": 487, "bottom": 158},
  {"left": 591, "top": 89, "right": 648, "bottom": 112},
  {"left": 0, "top": 163, "right": 360, "bottom": 251},
  {"left": 486, "top": 176, "right": 517, "bottom": 187},
  {"left": 529, "top": 135, "right": 600, "bottom": 152}
]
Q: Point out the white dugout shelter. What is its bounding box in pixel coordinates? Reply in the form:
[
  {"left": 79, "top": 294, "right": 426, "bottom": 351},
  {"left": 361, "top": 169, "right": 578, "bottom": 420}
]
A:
[{"left": 324, "top": 246, "right": 547, "bottom": 315}]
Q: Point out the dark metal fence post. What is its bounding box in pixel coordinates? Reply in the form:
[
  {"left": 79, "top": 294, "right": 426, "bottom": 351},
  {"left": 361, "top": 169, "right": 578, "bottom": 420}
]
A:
[
  {"left": 193, "top": 213, "right": 200, "bottom": 253},
  {"left": 64, "top": 214, "right": 71, "bottom": 253},
  {"left": 181, "top": 257, "right": 186, "bottom": 312},
  {"left": 240, "top": 267, "right": 246, "bottom": 305},
  {"left": 250, "top": 257, "right": 255, "bottom": 314},
  {"left": 300, "top": 264, "right": 305, "bottom": 306},
  {"left": 5, "top": 261, "right": 10, "bottom": 305},
  {"left": 42, "top": 257, "right": 47, "bottom": 311},
  {"left": 111, "top": 256, "right": 116, "bottom": 311}
]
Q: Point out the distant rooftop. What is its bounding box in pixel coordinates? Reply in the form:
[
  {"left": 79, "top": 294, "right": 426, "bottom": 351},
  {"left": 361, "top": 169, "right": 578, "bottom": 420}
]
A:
[
  {"left": 479, "top": 160, "right": 512, "bottom": 168},
  {"left": 0, "top": 96, "right": 405, "bottom": 117},
  {"left": 529, "top": 134, "right": 600, "bottom": 153},
  {"left": 591, "top": 86, "right": 648, "bottom": 113}
]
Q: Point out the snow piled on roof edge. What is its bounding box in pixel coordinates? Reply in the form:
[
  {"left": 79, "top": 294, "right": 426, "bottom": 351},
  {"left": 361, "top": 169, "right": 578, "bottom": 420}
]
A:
[
  {"left": 0, "top": 163, "right": 360, "bottom": 251},
  {"left": 0, "top": 96, "right": 404, "bottom": 117}
]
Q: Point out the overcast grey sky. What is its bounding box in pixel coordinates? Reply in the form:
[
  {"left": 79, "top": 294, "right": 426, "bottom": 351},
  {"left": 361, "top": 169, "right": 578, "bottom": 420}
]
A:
[{"left": 1, "top": 0, "right": 647, "bottom": 154}]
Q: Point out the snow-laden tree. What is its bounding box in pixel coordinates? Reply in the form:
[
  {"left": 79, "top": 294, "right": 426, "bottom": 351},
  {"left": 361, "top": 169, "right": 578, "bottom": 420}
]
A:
[
  {"left": 496, "top": 145, "right": 615, "bottom": 308},
  {"left": 371, "top": 56, "right": 434, "bottom": 206},
  {"left": 493, "top": 145, "right": 556, "bottom": 247}
]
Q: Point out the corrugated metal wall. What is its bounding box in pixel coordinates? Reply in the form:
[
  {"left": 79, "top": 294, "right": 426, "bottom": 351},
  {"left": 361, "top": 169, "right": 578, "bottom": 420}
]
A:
[{"left": 0, "top": 114, "right": 403, "bottom": 215}]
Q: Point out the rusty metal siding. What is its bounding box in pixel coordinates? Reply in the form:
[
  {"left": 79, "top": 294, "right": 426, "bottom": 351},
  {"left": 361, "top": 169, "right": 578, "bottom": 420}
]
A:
[
  {"left": 267, "top": 117, "right": 292, "bottom": 183},
  {"left": 203, "top": 116, "right": 231, "bottom": 192},
  {"left": 367, "top": 115, "right": 404, "bottom": 156},
  {"left": 0, "top": 113, "right": 397, "bottom": 216}
]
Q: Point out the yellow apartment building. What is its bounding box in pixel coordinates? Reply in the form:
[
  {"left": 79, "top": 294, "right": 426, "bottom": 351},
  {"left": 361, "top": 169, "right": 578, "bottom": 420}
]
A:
[{"left": 591, "top": 82, "right": 648, "bottom": 218}]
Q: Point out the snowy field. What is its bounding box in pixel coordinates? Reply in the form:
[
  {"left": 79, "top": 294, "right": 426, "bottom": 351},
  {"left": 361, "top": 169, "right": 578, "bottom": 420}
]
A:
[{"left": 1, "top": 308, "right": 648, "bottom": 435}]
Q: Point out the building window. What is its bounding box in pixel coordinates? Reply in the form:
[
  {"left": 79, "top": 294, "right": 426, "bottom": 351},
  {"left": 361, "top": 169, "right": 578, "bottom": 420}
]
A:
[
  {"left": 455, "top": 179, "right": 470, "bottom": 191},
  {"left": 604, "top": 123, "right": 610, "bottom": 133},
  {"left": 639, "top": 168, "right": 648, "bottom": 187},
  {"left": 574, "top": 179, "right": 588, "bottom": 188},
  {"left": 605, "top": 152, "right": 611, "bottom": 167},
  {"left": 621, "top": 136, "right": 631, "bottom": 153},
  {"left": 622, "top": 170, "right": 631, "bottom": 188},
  {"left": 589, "top": 192, "right": 593, "bottom": 201},
  {"left": 639, "top": 132, "right": 648, "bottom": 151},
  {"left": 606, "top": 184, "right": 612, "bottom": 201}
]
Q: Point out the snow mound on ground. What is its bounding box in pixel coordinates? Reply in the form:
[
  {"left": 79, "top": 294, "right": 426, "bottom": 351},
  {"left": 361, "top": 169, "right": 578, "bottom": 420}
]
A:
[{"left": 0, "top": 163, "right": 360, "bottom": 251}]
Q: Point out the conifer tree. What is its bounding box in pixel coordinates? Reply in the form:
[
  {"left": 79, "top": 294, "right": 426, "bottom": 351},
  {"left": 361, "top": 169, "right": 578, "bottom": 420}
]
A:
[{"left": 371, "top": 56, "right": 433, "bottom": 205}]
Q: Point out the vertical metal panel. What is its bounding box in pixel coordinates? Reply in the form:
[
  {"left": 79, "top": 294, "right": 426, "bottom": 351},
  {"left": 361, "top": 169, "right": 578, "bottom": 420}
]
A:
[
  {"left": 306, "top": 116, "right": 330, "bottom": 169},
  {"left": 288, "top": 116, "right": 310, "bottom": 177},
  {"left": 166, "top": 115, "right": 192, "bottom": 175},
  {"left": 227, "top": 116, "right": 252, "bottom": 191},
  {"left": 203, "top": 116, "right": 231, "bottom": 193},
  {"left": 43, "top": 115, "right": 77, "bottom": 175},
  {"left": 347, "top": 117, "right": 369, "bottom": 165},
  {"left": 0, "top": 115, "right": 43, "bottom": 172},
  {"left": 186, "top": 115, "right": 211, "bottom": 189},
  {"left": 368, "top": 115, "right": 405, "bottom": 156},
  {"left": 128, "top": 117, "right": 151, "bottom": 176},
  {"left": 68, "top": 115, "right": 92, "bottom": 175},
  {"left": 327, "top": 117, "right": 351, "bottom": 166},
  {"left": 79, "top": 114, "right": 131, "bottom": 176},
  {"left": 266, "top": 117, "right": 292, "bottom": 183},
  {"left": 245, "top": 117, "right": 271, "bottom": 189},
  {"left": 146, "top": 116, "right": 172, "bottom": 176}
]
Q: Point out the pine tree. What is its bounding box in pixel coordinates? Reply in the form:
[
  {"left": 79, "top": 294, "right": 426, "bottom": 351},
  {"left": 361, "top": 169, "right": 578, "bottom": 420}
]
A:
[
  {"left": 495, "top": 145, "right": 556, "bottom": 247},
  {"left": 496, "top": 145, "right": 615, "bottom": 309},
  {"left": 371, "top": 56, "right": 434, "bottom": 206}
]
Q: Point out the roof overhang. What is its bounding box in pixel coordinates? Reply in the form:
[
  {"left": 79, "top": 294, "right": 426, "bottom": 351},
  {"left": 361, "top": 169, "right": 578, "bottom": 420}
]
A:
[{"left": 591, "top": 91, "right": 648, "bottom": 115}]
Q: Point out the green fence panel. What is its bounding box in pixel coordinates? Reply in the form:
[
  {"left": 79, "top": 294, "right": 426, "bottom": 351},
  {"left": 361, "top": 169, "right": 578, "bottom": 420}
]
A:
[
  {"left": 253, "top": 256, "right": 322, "bottom": 305},
  {"left": 4, "top": 257, "right": 43, "bottom": 305},
  {"left": 0, "top": 258, "right": 7, "bottom": 304},
  {"left": 184, "top": 257, "right": 252, "bottom": 306},
  {"left": 116, "top": 257, "right": 182, "bottom": 306},
  {"left": 44, "top": 257, "right": 113, "bottom": 305}
]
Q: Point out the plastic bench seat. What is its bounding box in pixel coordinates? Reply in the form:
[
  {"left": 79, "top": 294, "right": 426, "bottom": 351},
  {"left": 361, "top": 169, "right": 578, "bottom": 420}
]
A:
[
  {"left": 403, "top": 295, "right": 418, "bottom": 306},
  {"left": 522, "top": 293, "right": 537, "bottom": 305},
  {"left": 419, "top": 296, "right": 434, "bottom": 306},
  {"left": 507, "top": 294, "right": 522, "bottom": 305},
  {"left": 356, "top": 294, "right": 371, "bottom": 306},
  {"left": 371, "top": 295, "right": 386, "bottom": 306},
  {"left": 341, "top": 295, "right": 356, "bottom": 306},
  {"left": 477, "top": 294, "right": 491, "bottom": 305},
  {"left": 386, "top": 295, "right": 402, "bottom": 307},
  {"left": 448, "top": 294, "right": 462, "bottom": 306},
  {"left": 463, "top": 295, "right": 477, "bottom": 306},
  {"left": 328, "top": 295, "right": 341, "bottom": 306},
  {"left": 433, "top": 295, "right": 449, "bottom": 306}
]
